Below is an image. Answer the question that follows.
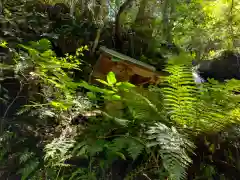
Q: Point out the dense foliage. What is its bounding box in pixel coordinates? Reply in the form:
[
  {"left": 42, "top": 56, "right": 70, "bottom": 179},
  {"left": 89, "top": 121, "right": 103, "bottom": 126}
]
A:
[{"left": 1, "top": 0, "right": 240, "bottom": 180}]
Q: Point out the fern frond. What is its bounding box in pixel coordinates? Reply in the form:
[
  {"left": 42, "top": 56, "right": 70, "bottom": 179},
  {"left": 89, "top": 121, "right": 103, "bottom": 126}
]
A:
[
  {"left": 194, "top": 78, "right": 240, "bottom": 132},
  {"left": 163, "top": 64, "right": 197, "bottom": 127},
  {"left": 72, "top": 141, "right": 88, "bottom": 156},
  {"left": 110, "top": 137, "right": 145, "bottom": 160},
  {"left": 127, "top": 138, "right": 145, "bottom": 160},
  {"left": 44, "top": 138, "right": 75, "bottom": 166},
  {"left": 146, "top": 123, "right": 195, "bottom": 180},
  {"left": 88, "top": 139, "right": 106, "bottom": 156},
  {"left": 18, "top": 158, "right": 40, "bottom": 180},
  {"left": 121, "top": 88, "right": 164, "bottom": 124},
  {"left": 69, "top": 168, "right": 87, "bottom": 180},
  {"left": 19, "top": 149, "right": 34, "bottom": 164},
  {"left": 163, "top": 55, "right": 240, "bottom": 132}
]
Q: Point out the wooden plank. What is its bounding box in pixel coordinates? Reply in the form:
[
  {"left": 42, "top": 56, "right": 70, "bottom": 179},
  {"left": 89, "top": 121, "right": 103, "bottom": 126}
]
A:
[{"left": 99, "top": 46, "right": 156, "bottom": 71}]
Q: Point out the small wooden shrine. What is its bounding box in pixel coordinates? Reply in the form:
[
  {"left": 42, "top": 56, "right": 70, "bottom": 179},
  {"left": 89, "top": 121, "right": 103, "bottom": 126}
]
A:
[{"left": 89, "top": 46, "right": 165, "bottom": 86}]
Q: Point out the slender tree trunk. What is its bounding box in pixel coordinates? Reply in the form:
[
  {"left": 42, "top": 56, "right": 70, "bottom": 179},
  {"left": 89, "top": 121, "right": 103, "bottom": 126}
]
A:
[
  {"left": 0, "top": 0, "right": 4, "bottom": 15},
  {"left": 115, "top": 0, "right": 135, "bottom": 50},
  {"left": 69, "top": 0, "right": 75, "bottom": 17},
  {"left": 228, "top": 0, "right": 234, "bottom": 50},
  {"left": 135, "top": 0, "right": 148, "bottom": 24},
  {"left": 91, "top": 0, "right": 108, "bottom": 55},
  {"left": 81, "top": 0, "right": 93, "bottom": 21},
  {"left": 80, "top": 0, "right": 85, "bottom": 13},
  {"left": 161, "top": 0, "right": 173, "bottom": 44},
  {"left": 133, "top": 0, "right": 157, "bottom": 54}
]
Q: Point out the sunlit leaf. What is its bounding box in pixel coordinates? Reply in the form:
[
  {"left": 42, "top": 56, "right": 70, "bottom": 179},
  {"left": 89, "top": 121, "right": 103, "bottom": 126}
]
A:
[
  {"left": 107, "top": 71, "right": 117, "bottom": 85},
  {"left": 116, "top": 82, "right": 135, "bottom": 90},
  {"left": 96, "top": 79, "right": 110, "bottom": 86}
]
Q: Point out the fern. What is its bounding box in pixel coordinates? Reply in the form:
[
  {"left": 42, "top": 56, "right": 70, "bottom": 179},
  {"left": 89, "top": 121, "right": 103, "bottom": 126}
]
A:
[
  {"left": 122, "top": 88, "right": 164, "bottom": 124},
  {"left": 146, "top": 123, "right": 195, "bottom": 180},
  {"left": 87, "top": 139, "right": 106, "bottom": 156},
  {"left": 126, "top": 138, "right": 145, "bottom": 160},
  {"left": 19, "top": 149, "right": 34, "bottom": 164},
  {"left": 72, "top": 141, "right": 88, "bottom": 156},
  {"left": 162, "top": 53, "right": 240, "bottom": 133},
  {"left": 71, "top": 136, "right": 144, "bottom": 161},
  {"left": 162, "top": 56, "right": 197, "bottom": 127},
  {"left": 0, "top": 131, "right": 15, "bottom": 161},
  {"left": 14, "top": 39, "right": 87, "bottom": 108},
  {"left": 17, "top": 158, "right": 40, "bottom": 180},
  {"left": 11, "top": 38, "right": 92, "bottom": 127},
  {"left": 110, "top": 136, "right": 145, "bottom": 160},
  {"left": 44, "top": 138, "right": 76, "bottom": 167},
  {"left": 69, "top": 168, "right": 92, "bottom": 180},
  {"left": 192, "top": 78, "right": 240, "bottom": 132},
  {"left": 4, "top": 40, "right": 240, "bottom": 180},
  {"left": 77, "top": 70, "right": 195, "bottom": 179}
]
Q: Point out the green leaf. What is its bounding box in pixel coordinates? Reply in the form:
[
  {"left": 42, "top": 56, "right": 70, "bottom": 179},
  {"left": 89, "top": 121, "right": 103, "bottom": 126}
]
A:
[
  {"left": 104, "top": 94, "right": 121, "bottom": 101},
  {"left": 19, "top": 150, "right": 34, "bottom": 164},
  {"left": 87, "top": 92, "right": 97, "bottom": 99},
  {"left": 50, "top": 101, "right": 61, "bottom": 107},
  {"left": 0, "top": 41, "right": 8, "bottom": 48},
  {"left": 113, "top": 117, "right": 129, "bottom": 126},
  {"left": 50, "top": 101, "right": 68, "bottom": 110},
  {"left": 114, "top": 152, "right": 126, "bottom": 160},
  {"left": 209, "top": 144, "right": 215, "bottom": 153},
  {"left": 88, "top": 140, "right": 106, "bottom": 156},
  {"left": 116, "top": 82, "right": 135, "bottom": 90},
  {"left": 72, "top": 142, "right": 86, "bottom": 155},
  {"left": 18, "top": 160, "right": 39, "bottom": 180},
  {"left": 96, "top": 79, "right": 111, "bottom": 86},
  {"left": 29, "top": 38, "right": 52, "bottom": 52},
  {"left": 70, "top": 169, "right": 85, "bottom": 180},
  {"left": 112, "top": 95, "right": 121, "bottom": 100},
  {"left": 78, "top": 81, "right": 115, "bottom": 95},
  {"left": 77, "top": 147, "right": 88, "bottom": 157},
  {"left": 112, "top": 57, "right": 121, "bottom": 62},
  {"left": 127, "top": 139, "right": 144, "bottom": 160},
  {"left": 107, "top": 71, "right": 117, "bottom": 85}
]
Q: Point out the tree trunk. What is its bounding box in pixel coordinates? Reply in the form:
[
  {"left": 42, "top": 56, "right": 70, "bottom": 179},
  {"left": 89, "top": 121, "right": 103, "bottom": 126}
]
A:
[
  {"left": 115, "top": 0, "right": 135, "bottom": 51},
  {"left": 91, "top": 0, "right": 108, "bottom": 55},
  {"left": 135, "top": 0, "right": 148, "bottom": 23},
  {"left": 161, "top": 0, "right": 173, "bottom": 44},
  {"left": 81, "top": 0, "right": 94, "bottom": 21},
  {"left": 69, "top": 0, "right": 75, "bottom": 17},
  {"left": 133, "top": 0, "right": 156, "bottom": 54},
  {"left": 0, "top": 0, "right": 4, "bottom": 15}
]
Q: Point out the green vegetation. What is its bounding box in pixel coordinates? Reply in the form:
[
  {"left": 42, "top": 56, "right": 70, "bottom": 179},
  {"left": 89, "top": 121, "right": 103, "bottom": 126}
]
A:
[{"left": 1, "top": 0, "right": 240, "bottom": 180}]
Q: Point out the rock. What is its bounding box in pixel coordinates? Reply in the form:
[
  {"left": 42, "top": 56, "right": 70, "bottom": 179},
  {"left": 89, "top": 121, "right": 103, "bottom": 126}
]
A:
[{"left": 194, "top": 51, "right": 240, "bottom": 82}]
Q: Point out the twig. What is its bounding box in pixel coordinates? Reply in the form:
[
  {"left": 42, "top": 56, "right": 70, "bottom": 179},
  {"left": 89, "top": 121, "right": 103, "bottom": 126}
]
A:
[{"left": 142, "top": 173, "right": 152, "bottom": 180}]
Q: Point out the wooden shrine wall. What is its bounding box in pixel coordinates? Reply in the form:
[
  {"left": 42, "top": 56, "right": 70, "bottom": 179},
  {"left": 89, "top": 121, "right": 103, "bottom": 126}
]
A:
[{"left": 90, "top": 54, "right": 161, "bottom": 86}]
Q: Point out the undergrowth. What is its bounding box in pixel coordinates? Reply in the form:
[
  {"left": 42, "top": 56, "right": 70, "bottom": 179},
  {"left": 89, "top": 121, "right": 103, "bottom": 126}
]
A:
[{"left": 1, "top": 39, "right": 240, "bottom": 179}]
